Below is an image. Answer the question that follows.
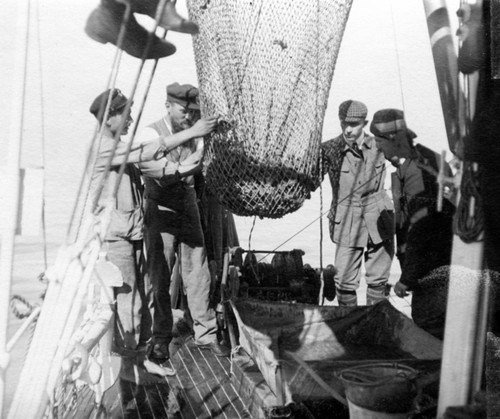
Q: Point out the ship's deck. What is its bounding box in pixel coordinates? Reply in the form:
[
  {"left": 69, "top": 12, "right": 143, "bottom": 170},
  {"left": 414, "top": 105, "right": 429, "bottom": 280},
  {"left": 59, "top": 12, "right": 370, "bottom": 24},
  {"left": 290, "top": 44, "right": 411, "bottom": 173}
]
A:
[{"left": 56, "top": 286, "right": 414, "bottom": 419}]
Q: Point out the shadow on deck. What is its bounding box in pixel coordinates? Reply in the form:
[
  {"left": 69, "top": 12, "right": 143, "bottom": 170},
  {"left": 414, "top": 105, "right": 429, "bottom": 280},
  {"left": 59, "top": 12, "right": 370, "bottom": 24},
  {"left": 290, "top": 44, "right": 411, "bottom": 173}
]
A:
[{"left": 60, "top": 334, "right": 253, "bottom": 419}]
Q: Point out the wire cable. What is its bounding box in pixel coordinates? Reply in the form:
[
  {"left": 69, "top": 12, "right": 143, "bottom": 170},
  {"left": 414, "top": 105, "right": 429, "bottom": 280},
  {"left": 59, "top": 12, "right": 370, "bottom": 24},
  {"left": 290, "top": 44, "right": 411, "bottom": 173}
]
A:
[
  {"left": 257, "top": 164, "right": 388, "bottom": 262},
  {"left": 34, "top": 0, "right": 48, "bottom": 270}
]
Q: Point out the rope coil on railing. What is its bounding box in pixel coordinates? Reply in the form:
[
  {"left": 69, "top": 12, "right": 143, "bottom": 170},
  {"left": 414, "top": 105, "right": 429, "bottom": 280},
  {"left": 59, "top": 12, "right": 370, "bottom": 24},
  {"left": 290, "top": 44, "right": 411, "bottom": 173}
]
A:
[{"left": 10, "top": 295, "right": 37, "bottom": 319}]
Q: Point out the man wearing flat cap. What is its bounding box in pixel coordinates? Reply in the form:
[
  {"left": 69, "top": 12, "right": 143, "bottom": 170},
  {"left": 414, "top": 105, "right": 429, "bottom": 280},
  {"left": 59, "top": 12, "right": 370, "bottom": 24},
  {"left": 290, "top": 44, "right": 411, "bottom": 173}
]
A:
[
  {"left": 370, "top": 108, "right": 455, "bottom": 339},
  {"left": 88, "top": 87, "right": 216, "bottom": 378},
  {"left": 320, "top": 100, "right": 395, "bottom": 306},
  {"left": 137, "top": 82, "right": 230, "bottom": 364}
]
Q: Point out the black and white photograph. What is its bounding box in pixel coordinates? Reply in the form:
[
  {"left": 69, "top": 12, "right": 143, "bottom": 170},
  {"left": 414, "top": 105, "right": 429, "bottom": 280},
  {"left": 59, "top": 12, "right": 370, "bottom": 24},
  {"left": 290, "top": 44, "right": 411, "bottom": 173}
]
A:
[{"left": 0, "top": 0, "right": 499, "bottom": 417}]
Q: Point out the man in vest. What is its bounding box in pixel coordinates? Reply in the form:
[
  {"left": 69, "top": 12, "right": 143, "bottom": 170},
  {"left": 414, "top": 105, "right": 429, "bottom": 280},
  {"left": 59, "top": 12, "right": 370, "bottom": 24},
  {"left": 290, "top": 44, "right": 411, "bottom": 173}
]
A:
[
  {"left": 138, "top": 83, "right": 230, "bottom": 370},
  {"left": 320, "top": 100, "right": 395, "bottom": 306}
]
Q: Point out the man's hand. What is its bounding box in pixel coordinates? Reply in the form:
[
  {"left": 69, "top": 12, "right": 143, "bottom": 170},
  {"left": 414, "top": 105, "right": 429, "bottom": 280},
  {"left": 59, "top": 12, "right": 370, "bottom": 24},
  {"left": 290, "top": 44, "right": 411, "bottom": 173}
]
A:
[
  {"left": 189, "top": 117, "right": 217, "bottom": 138},
  {"left": 181, "top": 149, "right": 203, "bottom": 166},
  {"left": 394, "top": 281, "right": 409, "bottom": 298}
]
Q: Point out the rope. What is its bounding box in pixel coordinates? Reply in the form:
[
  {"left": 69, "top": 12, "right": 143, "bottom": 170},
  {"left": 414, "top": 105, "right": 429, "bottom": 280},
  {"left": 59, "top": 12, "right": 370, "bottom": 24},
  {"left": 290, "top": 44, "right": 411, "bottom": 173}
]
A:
[
  {"left": 453, "top": 161, "right": 483, "bottom": 242},
  {"left": 67, "top": 0, "right": 169, "bottom": 242},
  {"left": 452, "top": 0, "right": 483, "bottom": 242},
  {"left": 388, "top": 0, "right": 407, "bottom": 113},
  {"left": 112, "top": 0, "right": 169, "bottom": 199},
  {"left": 34, "top": 0, "right": 48, "bottom": 270},
  {"left": 257, "top": 164, "right": 387, "bottom": 262},
  {"left": 318, "top": 148, "right": 325, "bottom": 305},
  {"left": 66, "top": 8, "right": 129, "bottom": 242},
  {"left": 248, "top": 216, "right": 257, "bottom": 252},
  {"left": 10, "top": 294, "right": 36, "bottom": 319}
]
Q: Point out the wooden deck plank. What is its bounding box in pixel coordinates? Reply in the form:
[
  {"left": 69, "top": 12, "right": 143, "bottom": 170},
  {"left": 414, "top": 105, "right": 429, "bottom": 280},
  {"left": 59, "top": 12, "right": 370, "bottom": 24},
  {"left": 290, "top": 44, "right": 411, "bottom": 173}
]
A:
[
  {"left": 182, "top": 343, "right": 243, "bottom": 416},
  {"left": 168, "top": 346, "right": 214, "bottom": 419},
  {"left": 176, "top": 342, "right": 238, "bottom": 418}
]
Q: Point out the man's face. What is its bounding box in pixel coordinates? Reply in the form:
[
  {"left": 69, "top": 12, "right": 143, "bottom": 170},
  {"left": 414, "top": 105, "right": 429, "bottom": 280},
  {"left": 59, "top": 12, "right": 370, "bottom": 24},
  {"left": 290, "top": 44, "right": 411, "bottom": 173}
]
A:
[
  {"left": 168, "top": 102, "right": 197, "bottom": 133},
  {"left": 107, "top": 107, "right": 133, "bottom": 136},
  {"left": 341, "top": 119, "right": 367, "bottom": 141},
  {"left": 375, "top": 135, "right": 400, "bottom": 166},
  {"left": 375, "top": 130, "right": 413, "bottom": 166}
]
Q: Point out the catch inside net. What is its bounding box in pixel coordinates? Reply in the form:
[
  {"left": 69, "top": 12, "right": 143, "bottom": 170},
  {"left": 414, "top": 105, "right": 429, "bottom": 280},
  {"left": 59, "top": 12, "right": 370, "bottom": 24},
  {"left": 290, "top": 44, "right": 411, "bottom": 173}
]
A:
[{"left": 187, "top": 0, "right": 353, "bottom": 218}]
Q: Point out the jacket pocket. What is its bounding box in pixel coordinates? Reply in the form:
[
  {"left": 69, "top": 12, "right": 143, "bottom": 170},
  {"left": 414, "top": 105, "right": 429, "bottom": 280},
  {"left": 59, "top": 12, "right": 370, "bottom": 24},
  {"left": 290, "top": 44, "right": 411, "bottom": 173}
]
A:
[{"left": 331, "top": 204, "right": 350, "bottom": 244}]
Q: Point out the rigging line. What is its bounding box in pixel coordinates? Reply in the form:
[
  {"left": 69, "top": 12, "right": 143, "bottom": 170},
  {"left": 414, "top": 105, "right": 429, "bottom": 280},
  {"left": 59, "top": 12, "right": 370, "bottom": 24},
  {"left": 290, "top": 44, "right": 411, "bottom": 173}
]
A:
[
  {"left": 256, "top": 164, "right": 388, "bottom": 263},
  {"left": 388, "top": 0, "right": 406, "bottom": 112},
  {"left": 315, "top": 0, "right": 323, "bottom": 274},
  {"left": 248, "top": 216, "right": 257, "bottom": 252},
  {"left": 315, "top": 0, "right": 325, "bottom": 306},
  {"left": 66, "top": 53, "right": 124, "bottom": 243},
  {"left": 93, "top": 0, "right": 169, "bottom": 211},
  {"left": 112, "top": 0, "right": 169, "bottom": 198},
  {"left": 66, "top": 6, "right": 131, "bottom": 242},
  {"left": 34, "top": 0, "right": 48, "bottom": 270}
]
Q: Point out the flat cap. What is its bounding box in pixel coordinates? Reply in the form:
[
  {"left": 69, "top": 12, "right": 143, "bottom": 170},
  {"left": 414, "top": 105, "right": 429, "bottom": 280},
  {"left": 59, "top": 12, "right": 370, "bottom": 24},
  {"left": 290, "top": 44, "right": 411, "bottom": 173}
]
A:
[
  {"left": 166, "top": 82, "right": 200, "bottom": 110},
  {"left": 89, "top": 88, "right": 131, "bottom": 119},
  {"left": 338, "top": 100, "right": 368, "bottom": 122}
]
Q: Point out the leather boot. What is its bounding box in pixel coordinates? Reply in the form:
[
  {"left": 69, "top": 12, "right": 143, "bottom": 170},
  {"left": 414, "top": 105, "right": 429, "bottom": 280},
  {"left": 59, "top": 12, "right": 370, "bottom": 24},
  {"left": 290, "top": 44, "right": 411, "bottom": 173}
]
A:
[
  {"left": 366, "top": 284, "right": 387, "bottom": 305},
  {"left": 322, "top": 264, "right": 337, "bottom": 302},
  {"left": 85, "top": 0, "right": 176, "bottom": 59},
  {"left": 337, "top": 288, "right": 357, "bottom": 306},
  {"left": 127, "top": 0, "right": 199, "bottom": 34}
]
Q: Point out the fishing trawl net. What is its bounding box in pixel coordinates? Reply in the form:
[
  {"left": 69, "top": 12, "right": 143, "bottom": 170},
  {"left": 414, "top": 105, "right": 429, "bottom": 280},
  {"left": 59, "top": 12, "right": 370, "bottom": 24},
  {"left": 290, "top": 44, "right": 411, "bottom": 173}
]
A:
[{"left": 187, "top": 0, "right": 353, "bottom": 218}]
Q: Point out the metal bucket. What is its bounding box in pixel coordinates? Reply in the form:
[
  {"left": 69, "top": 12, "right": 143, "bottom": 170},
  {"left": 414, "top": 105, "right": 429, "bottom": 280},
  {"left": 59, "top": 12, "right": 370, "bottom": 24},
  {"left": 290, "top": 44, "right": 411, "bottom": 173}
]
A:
[{"left": 339, "top": 363, "right": 417, "bottom": 417}]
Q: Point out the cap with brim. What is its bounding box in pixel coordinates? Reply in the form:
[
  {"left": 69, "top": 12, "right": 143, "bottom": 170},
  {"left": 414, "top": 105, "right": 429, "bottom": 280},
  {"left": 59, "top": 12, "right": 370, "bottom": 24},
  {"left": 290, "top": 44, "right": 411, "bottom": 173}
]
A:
[
  {"left": 370, "top": 108, "right": 415, "bottom": 138},
  {"left": 339, "top": 100, "right": 368, "bottom": 122},
  {"left": 166, "top": 82, "right": 200, "bottom": 110},
  {"left": 89, "top": 88, "right": 132, "bottom": 119}
]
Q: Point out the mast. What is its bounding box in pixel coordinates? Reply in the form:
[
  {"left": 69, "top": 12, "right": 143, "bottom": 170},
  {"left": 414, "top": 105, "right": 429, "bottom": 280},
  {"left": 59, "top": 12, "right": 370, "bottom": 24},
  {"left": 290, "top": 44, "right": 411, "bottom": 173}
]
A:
[
  {"left": 422, "top": 0, "right": 489, "bottom": 416},
  {"left": 0, "top": 0, "right": 31, "bottom": 414}
]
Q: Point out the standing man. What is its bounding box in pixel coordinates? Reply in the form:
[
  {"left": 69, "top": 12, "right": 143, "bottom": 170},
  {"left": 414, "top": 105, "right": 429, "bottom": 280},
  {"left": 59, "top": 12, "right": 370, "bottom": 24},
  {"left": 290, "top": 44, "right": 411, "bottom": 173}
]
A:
[
  {"left": 370, "top": 108, "right": 455, "bottom": 339},
  {"left": 321, "top": 100, "right": 395, "bottom": 306},
  {"left": 138, "top": 82, "right": 229, "bottom": 368},
  {"left": 88, "top": 87, "right": 216, "bottom": 376}
]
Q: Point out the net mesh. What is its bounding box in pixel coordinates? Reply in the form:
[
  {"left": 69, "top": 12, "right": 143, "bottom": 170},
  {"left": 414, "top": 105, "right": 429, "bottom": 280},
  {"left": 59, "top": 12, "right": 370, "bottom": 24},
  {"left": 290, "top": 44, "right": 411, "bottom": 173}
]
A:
[{"left": 187, "top": 0, "right": 353, "bottom": 218}]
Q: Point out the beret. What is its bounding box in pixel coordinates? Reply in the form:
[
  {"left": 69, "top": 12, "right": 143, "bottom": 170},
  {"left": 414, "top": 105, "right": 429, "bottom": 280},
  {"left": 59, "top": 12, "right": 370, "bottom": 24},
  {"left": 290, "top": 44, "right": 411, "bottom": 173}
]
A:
[{"left": 89, "top": 88, "right": 130, "bottom": 119}]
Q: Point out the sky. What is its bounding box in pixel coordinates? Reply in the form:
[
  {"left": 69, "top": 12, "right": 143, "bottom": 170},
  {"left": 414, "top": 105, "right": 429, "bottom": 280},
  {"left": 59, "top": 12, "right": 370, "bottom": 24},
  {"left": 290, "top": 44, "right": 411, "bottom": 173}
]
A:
[{"left": 0, "top": 0, "right": 461, "bottom": 265}]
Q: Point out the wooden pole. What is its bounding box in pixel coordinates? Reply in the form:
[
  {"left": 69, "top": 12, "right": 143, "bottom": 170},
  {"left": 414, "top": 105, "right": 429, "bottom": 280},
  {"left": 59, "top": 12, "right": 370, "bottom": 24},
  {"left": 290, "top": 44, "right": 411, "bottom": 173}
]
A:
[
  {"left": 0, "top": 0, "right": 30, "bottom": 415},
  {"left": 437, "top": 239, "right": 487, "bottom": 417}
]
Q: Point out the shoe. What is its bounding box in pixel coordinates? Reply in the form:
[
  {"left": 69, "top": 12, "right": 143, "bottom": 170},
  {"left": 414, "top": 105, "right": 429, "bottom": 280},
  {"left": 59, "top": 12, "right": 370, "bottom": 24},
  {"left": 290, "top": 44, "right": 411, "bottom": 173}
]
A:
[
  {"left": 127, "top": 0, "right": 199, "bottom": 34},
  {"left": 195, "top": 340, "right": 230, "bottom": 357},
  {"left": 143, "top": 358, "right": 176, "bottom": 376},
  {"left": 85, "top": 1, "right": 176, "bottom": 60},
  {"left": 149, "top": 342, "right": 170, "bottom": 364}
]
